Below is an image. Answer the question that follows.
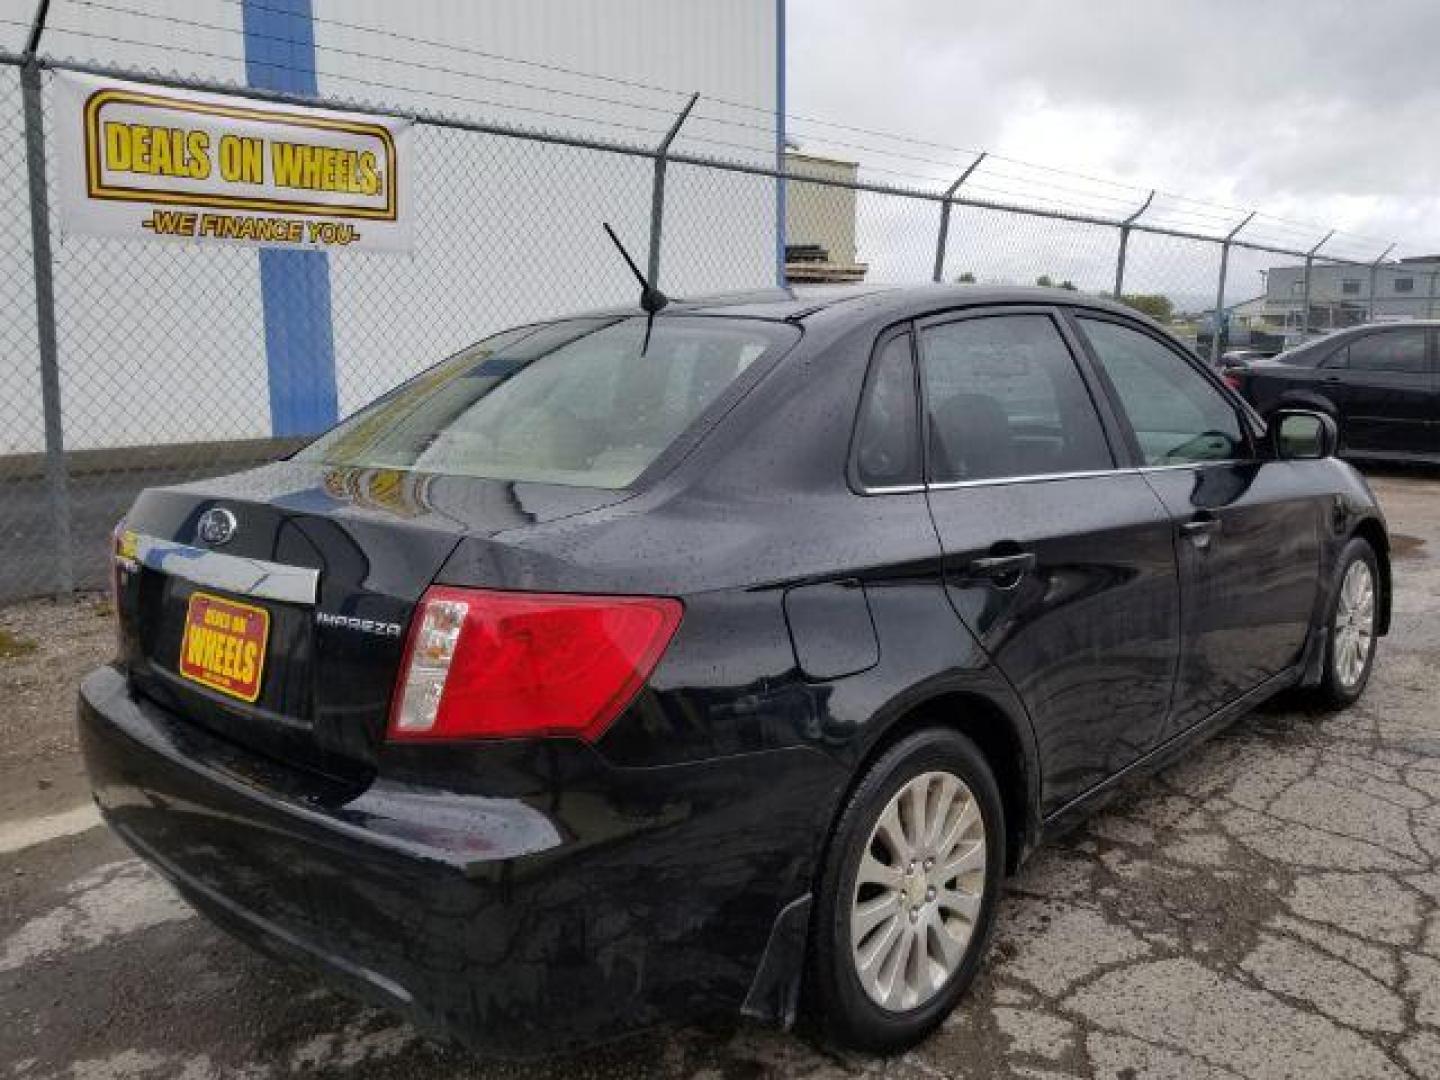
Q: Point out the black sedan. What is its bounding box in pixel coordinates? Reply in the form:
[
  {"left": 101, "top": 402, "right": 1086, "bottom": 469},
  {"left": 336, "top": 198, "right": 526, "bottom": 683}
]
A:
[
  {"left": 1230, "top": 321, "right": 1440, "bottom": 462},
  {"left": 80, "top": 285, "right": 1390, "bottom": 1056}
]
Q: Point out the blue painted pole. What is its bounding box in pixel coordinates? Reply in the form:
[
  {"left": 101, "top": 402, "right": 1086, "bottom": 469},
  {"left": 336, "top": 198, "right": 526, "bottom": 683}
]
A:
[{"left": 241, "top": 0, "right": 338, "bottom": 436}]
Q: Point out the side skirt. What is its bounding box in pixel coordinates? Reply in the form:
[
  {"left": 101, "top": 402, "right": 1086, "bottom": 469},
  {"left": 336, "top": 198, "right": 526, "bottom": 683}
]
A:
[{"left": 1035, "top": 666, "right": 1300, "bottom": 845}]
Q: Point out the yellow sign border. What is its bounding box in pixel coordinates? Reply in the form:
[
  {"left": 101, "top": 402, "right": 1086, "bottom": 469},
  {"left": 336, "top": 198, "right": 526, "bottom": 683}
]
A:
[
  {"left": 83, "top": 86, "right": 399, "bottom": 221},
  {"left": 178, "top": 590, "right": 272, "bottom": 704}
]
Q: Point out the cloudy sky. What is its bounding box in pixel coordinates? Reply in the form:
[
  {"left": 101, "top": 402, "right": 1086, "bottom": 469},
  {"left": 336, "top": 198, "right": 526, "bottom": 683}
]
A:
[{"left": 787, "top": 0, "right": 1440, "bottom": 263}]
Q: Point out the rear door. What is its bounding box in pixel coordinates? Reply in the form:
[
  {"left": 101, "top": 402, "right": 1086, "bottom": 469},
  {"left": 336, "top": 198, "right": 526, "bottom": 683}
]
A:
[
  {"left": 1072, "top": 312, "right": 1323, "bottom": 738},
  {"left": 1318, "top": 327, "right": 1432, "bottom": 456},
  {"left": 917, "top": 307, "right": 1181, "bottom": 814}
]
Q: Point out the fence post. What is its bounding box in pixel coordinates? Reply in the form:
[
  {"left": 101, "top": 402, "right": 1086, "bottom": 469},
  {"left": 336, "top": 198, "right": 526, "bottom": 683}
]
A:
[
  {"left": 1211, "top": 211, "right": 1255, "bottom": 366},
  {"left": 20, "top": 1, "right": 72, "bottom": 595},
  {"left": 1367, "top": 244, "right": 1395, "bottom": 324},
  {"left": 1301, "top": 231, "right": 1332, "bottom": 334},
  {"left": 932, "top": 152, "right": 985, "bottom": 283},
  {"left": 646, "top": 92, "right": 698, "bottom": 289},
  {"left": 1113, "top": 189, "right": 1154, "bottom": 299},
  {"left": 773, "top": 0, "right": 786, "bottom": 287}
]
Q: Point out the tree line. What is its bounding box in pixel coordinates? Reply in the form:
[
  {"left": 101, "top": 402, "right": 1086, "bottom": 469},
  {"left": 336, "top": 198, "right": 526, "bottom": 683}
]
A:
[{"left": 954, "top": 271, "right": 1174, "bottom": 323}]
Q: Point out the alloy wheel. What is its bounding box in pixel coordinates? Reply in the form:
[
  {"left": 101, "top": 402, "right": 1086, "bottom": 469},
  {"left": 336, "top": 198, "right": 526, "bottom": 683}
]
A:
[
  {"left": 1333, "top": 559, "right": 1376, "bottom": 690},
  {"left": 849, "top": 770, "right": 987, "bottom": 1012}
]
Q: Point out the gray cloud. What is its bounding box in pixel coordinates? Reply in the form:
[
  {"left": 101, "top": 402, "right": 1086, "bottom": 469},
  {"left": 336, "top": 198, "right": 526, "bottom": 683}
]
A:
[{"left": 788, "top": 0, "right": 1440, "bottom": 255}]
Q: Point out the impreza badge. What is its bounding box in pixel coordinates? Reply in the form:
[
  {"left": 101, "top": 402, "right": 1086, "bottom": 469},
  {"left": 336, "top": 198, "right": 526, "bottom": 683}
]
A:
[{"left": 315, "top": 611, "right": 403, "bottom": 638}]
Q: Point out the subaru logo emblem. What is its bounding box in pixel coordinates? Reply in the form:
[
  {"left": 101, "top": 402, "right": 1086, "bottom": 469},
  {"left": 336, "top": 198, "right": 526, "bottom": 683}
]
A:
[{"left": 196, "top": 508, "right": 238, "bottom": 546}]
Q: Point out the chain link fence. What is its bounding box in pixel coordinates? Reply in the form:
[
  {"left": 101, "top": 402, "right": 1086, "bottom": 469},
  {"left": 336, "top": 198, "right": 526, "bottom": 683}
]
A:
[{"left": 0, "top": 51, "right": 1418, "bottom": 602}]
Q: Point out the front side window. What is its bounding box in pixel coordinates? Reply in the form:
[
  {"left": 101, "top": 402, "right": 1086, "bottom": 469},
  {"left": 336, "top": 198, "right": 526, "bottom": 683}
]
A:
[
  {"left": 299, "top": 317, "right": 794, "bottom": 488},
  {"left": 1078, "top": 317, "right": 1247, "bottom": 466},
  {"left": 918, "top": 314, "right": 1112, "bottom": 483},
  {"left": 1342, "top": 330, "right": 1427, "bottom": 373},
  {"left": 853, "top": 333, "right": 921, "bottom": 488}
]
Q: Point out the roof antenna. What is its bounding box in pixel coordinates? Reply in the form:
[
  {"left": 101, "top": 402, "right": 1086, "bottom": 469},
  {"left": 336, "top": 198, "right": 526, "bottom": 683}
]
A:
[{"left": 603, "top": 222, "right": 668, "bottom": 355}]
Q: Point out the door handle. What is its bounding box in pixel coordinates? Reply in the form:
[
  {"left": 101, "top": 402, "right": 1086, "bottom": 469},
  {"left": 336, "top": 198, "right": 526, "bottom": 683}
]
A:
[
  {"left": 964, "top": 552, "right": 1037, "bottom": 584},
  {"left": 1179, "top": 515, "right": 1221, "bottom": 548}
]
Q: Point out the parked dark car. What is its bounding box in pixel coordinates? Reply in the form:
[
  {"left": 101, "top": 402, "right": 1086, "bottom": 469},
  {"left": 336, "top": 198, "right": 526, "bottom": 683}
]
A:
[
  {"left": 80, "top": 285, "right": 1390, "bottom": 1057},
  {"left": 1231, "top": 321, "right": 1440, "bottom": 462}
]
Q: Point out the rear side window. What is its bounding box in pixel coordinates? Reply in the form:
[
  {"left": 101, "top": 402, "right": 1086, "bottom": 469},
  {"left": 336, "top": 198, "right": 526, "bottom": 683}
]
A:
[
  {"left": 299, "top": 317, "right": 796, "bottom": 488},
  {"left": 918, "top": 314, "right": 1113, "bottom": 483},
  {"left": 1334, "top": 330, "right": 1427, "bottom": 373},
  {"left": 853, "top": 333, "right": 921, "bottom": 488},
  {"left": 1079, "top": 317, "right": 1246, "bottom": 466}
]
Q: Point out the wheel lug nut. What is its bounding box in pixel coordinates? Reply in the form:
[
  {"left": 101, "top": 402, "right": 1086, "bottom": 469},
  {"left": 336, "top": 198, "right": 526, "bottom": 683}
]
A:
[
  {"left": 924, "top": 858, "right": 934, "bottom": 870},
  {"left": 909, "top": 908, "right": 919, "bottom": 922}
]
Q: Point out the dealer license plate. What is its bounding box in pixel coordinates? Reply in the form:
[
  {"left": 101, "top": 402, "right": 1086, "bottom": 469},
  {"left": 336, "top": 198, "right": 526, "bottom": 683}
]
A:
[{"left": 178, "top": 591, "right": 270, "bottom": 703}]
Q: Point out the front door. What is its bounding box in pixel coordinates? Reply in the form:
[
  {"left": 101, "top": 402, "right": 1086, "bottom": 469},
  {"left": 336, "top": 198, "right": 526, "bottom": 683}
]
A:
[
  {"left": 1073, "top": 314, "right": 1323, "bottom": 737},
  {"left": 916, "top": 309, "right": 1181, "bottom": 814}
]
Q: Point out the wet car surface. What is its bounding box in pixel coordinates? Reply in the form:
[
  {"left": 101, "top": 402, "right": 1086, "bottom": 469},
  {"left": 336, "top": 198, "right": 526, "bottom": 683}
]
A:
[{"left": 72, "top": 285, "right": 1391, "bottom": 1056}]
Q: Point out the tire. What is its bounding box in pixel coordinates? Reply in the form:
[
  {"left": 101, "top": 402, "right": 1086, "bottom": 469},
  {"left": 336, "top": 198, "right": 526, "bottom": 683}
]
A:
[
  {"left": 806, "top": 729, "right": 1005, "bottom": 1053},
  {"left": 1311, "top": 536, "right": 1380, "bottom": 710}
]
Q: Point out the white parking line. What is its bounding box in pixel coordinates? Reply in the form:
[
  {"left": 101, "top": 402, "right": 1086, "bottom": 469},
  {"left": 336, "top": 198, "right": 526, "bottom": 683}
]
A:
[{"left": 0, "top": 804, "right": 102, "bottom": 856}]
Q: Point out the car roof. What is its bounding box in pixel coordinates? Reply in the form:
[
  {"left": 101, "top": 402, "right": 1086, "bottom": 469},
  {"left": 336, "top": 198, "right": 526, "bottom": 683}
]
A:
[
  {"left": 1282, "top": 320, "right": 1440, "bottom": 356},
  {"left": 580, "top": 283, "right": 1161, "bottom": 328},
  {"left": 1301, "top": 321, "right": 1440, "bottom": 341}
]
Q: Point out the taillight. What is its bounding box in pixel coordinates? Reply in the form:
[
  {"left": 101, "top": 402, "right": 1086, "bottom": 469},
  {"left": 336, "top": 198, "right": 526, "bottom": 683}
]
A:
[
  {"left": 109, "top": 520, "right": 124, "bottom": 602},
  {"left": 109, "top": 520, "right": 133, "bottom": 652},
  {"left": 388, "top": 586, "right": 683, "bottom": 743},
  {"left": 1222, "top": 371, "right": 1244, "bottom": 391}
]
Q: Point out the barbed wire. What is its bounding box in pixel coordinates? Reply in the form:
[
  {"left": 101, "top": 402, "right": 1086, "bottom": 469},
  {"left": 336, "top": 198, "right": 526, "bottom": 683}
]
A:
[
  {"left": 4, "top": 5, "right": 1416, "bottom": 259},
  {"left": 24, "top": 19, "right": 778, "bottom": 160},
  {"left": 44, "top": 0, "right": 1414, "bottom": 253}
]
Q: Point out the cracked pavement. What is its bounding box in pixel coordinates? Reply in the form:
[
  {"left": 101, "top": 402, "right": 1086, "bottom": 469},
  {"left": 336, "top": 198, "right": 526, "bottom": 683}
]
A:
[{"left": 3, "top": 470, "right": 1440, "bottom": 1079}]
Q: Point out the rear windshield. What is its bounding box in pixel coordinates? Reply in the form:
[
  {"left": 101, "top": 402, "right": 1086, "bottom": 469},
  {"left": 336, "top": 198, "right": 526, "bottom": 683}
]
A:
[{"left": 298, "top": 316, "right": 796, "bottom": 489}]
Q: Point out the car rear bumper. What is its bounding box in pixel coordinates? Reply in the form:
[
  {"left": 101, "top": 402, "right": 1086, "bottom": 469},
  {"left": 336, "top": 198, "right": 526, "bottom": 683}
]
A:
[{"left": 78, "top": 664, "right": 843, "bottom": 1057}]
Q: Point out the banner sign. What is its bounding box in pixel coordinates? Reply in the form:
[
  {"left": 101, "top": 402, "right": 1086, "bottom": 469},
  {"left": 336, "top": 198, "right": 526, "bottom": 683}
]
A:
[{"left": 56, "top": 72, "right": 412, "bottom": 252}]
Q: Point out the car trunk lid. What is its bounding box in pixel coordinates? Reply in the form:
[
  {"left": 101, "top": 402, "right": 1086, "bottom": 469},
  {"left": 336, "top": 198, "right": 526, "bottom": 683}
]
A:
[{"left": 115, "top": 460, "right": 628, "bottom": 784}]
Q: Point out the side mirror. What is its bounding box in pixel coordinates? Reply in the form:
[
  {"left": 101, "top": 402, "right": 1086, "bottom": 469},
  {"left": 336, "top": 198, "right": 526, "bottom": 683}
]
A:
[{"left": 1272, "top": 409, "right": 1337, "bottom": 460}]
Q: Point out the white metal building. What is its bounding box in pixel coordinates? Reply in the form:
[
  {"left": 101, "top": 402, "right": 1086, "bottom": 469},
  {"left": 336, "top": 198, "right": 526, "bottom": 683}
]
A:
[
  {"left": 1265, "top": 256, "right": 1440, "bottom": 328},
  {"left": 3, "top": 0, "right": 783, "bottom": 452}
]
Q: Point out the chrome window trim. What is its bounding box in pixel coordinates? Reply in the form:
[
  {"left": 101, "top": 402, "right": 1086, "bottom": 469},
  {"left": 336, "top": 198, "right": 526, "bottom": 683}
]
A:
[
  {"left": 925, "top": 467, "right": 1134, "bottom": 492},
  {"left": 127, "top": 533, "right": 319, "bottom": 606},
  {"left": 1137, "top": 459, "right": 1251, "bottom": 474},
  {"left": 856, "top": 482, "right": 927, "bottom": 496},
  {"left": 857, "top": 459, "right": 1253, "bottom": 495}
]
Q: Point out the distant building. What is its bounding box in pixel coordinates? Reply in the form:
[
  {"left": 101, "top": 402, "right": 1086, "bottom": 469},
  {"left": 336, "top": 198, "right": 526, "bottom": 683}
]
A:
[
  {"left": 784, "top": 151, "right": 868, "bottom": 284},
  {"left": 1226, "top": 295, "right": 1270, "bottom": 329},
  {"left": 1196, "top": 294, "right": 1287, "bottom": 354},
  {"left": 1265, "top": 256, "right": 1440, "bottom": 329}
]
